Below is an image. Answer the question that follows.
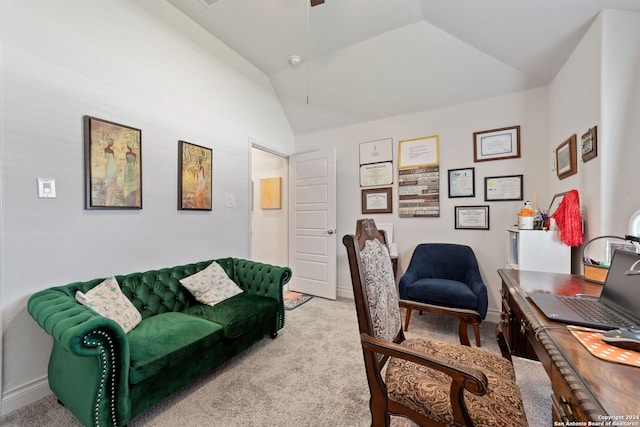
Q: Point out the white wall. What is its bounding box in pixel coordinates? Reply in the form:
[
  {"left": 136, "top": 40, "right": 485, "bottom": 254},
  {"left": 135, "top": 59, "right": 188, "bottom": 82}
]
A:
[
  {"left": 548, "top": 13, "right": 602, "bottom": 245},
  {"left": 548, "top": 10, "right": 640, "bottom": 261},
  {"left": 0, "top": 0, "right": 294, "bottom": 413},
  {"left": 600, "top": 10, "right": 640, "bottom": 237},
  {"left": 250, "top": 147, "right": 289, "bottom": 268},
  {"left": 3, "top": 1, "right": 639, "bottom": 417},
  {"left": 295, "top": 87, "right": 550, "bottom": 319}
]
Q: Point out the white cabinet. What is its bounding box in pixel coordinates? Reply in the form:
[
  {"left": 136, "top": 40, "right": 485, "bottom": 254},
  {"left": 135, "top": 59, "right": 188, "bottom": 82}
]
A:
[{"left": 506, "top": 227, "right": 570, "bottom": 274}]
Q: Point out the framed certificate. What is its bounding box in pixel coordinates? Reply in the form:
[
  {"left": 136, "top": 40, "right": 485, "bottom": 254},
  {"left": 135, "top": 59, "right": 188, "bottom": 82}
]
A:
[
  {"left": 484, "top": 175, "right": 523, "bottom": 201},
  {"left": 473, "top": 125, "right": 520, "bottom": 162},
  {"left": 360, "top": 162, "right": 393, "bottom": 187},
  {"left": 448, "top": 167, "right": 475, "bottom": 198},
  {"left": 398, "top": 135, "right": 439, "bottom": 168},
  {"left": 455, "top": 206, "right": 490, "bottom": 230},
  {"left": 359, "top": 138, "right": 392, "bottom": 165},
  {"left": 361, "top": 187, "right": 392, "bottom": 214}
]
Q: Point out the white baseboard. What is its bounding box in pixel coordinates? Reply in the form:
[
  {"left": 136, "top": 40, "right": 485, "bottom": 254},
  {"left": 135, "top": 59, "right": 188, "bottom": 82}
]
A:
[
  {"left": 1, "top": 376, "right": 51, "bottom": 416},
  {"left": 336, "top": 286, "right": 354, "bottom": 299}
]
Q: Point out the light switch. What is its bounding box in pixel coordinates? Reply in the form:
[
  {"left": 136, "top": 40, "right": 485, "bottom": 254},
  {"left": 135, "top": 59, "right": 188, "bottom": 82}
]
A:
[
  {"left": 225, "top": 195, "right": 236, "bottom": 208},
  {"left": 37, "top": 178, "right": 56, "bottom": 198}
]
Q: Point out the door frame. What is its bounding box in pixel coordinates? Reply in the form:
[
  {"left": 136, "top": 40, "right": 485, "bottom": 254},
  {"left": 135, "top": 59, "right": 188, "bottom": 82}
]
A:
[{"left": 249, "top": 142, "right": 289, "bottom": 286}]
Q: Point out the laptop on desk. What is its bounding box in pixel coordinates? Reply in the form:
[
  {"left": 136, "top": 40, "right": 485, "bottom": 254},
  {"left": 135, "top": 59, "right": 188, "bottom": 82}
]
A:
[{"left": 527, "top": 249, "right": 640, "bottom": 330}]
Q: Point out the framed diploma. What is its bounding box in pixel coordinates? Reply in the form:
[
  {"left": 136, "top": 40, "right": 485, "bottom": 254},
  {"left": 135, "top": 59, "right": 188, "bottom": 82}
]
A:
[
  {"left": 473, "top": 125, "right": 520, "bottom": 162},
  {"left": 448, "top": 167, "right": 475, "bottom": 198},
  {"left": 455, "top": 206, "right": 490, "bottom": 230},
  {"left": 484, "top": 175, "right": 523, "bottom": 201},
  {"left": 398, "top": 135, "right": 439, "bottom": 168},
  {"left": 361, "top": 187, "right": 392, "bottom": 214},
  {"left": 359, "top": 138, "right": 393, "bottom": 165},
  {"left": 360, "top": 161, "right": 393, "bottom": 187}
]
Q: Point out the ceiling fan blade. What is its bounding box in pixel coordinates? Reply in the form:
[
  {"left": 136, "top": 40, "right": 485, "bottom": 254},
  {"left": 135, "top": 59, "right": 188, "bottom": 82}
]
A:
[{"left": 310, "top": 0, "right": 324, "bottom": 6}]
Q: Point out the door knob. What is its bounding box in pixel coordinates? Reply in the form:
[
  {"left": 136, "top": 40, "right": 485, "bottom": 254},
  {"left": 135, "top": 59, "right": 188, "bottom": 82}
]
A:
[{"left": 327, "top": 229, "right": 335, "bottom": 235}]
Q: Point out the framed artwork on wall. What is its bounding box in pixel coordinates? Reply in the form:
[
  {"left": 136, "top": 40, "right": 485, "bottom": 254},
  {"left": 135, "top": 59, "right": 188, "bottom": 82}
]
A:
[
  {"left": 581, "top": 126, "right": 598, "bottom": 162},
  {"left": 260, "top": 177, "right": 282, "bottom": 209},
  {"left": 178, "top": 141, "right": 213, "bottom": 211},
  {"left": 84, "top": 116, "right": 142, "bottom": 209},
  {"left": 556, "top": 134, "right": 577, "bottom": 180}
]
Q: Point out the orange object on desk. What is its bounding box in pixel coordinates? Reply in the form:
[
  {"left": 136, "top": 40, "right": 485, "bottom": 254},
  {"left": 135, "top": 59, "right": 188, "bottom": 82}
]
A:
[{"left": 571, "top": 329, "right": 640, "bottom": 367}]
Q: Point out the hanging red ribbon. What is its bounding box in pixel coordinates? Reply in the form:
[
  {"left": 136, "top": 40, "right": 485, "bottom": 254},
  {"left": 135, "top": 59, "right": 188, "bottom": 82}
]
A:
[{"left": 551, "top": 189, "right": 583, "bottom": 246}]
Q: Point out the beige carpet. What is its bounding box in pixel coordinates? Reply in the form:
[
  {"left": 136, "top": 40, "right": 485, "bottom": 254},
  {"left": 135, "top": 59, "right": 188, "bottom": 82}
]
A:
[{"left": 0, "top": 297, "right": 550, "bottom": 426}]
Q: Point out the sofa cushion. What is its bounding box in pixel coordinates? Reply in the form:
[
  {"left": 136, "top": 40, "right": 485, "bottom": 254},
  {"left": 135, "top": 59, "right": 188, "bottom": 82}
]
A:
[
  {"left": 127, "top": 312, "right": 224, "bottom": 384},
  {"left": 75, "top": 277, "right": 142, "bottom": 333},
  {"left": 180, "top": 261, "right": 243, "bottom": 306},
  {"left": 184, "top": 294, "right": 278, "bottom": 339}
]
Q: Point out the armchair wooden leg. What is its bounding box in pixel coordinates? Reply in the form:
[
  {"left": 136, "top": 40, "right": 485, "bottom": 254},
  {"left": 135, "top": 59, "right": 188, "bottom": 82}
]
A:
[
  {"left": 403, "top": 308, "right": 412, "bottom": 331},
  {"left": 458, "top": 320, "right": 471, "bottom": 346},
  {"left": 473, "top": 323, "right": 481, "bottom": 347}
]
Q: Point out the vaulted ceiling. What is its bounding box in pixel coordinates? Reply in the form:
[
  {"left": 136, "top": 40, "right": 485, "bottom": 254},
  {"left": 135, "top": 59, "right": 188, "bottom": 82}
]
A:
[{"left": 167, "top": 0, "right": 640, "bottom": 135}]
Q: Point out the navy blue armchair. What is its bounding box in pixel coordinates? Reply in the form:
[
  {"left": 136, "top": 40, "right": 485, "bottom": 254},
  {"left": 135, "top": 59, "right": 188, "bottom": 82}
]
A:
[{"left": 399, "top": 243, "right": 488, "bottom": 346}]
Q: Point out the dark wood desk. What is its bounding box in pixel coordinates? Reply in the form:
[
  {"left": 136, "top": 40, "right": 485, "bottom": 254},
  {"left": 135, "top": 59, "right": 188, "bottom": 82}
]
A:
[{"left": 498, "top": 269, "right": 640, "bottom": 424}]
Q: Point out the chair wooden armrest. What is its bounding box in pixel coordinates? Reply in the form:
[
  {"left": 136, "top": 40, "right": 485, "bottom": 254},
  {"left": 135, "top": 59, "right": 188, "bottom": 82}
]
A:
[
  {"left": 360, "top": 332, "right": 488, "bottom": 426},
  {"left": 399, "top": 299, "right": 482, "bottom": 346}
]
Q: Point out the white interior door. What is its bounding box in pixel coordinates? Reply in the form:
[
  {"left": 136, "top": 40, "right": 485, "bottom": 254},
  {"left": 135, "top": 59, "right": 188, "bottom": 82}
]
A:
[{"left": 288, "top": 149, "right": 337, "bottom": 300}]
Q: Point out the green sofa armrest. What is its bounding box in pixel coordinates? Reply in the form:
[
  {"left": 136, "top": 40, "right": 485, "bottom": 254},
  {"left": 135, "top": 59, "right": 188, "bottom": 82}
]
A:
[
  {"left": 224, "top": 258, "right": 292, "bottom": 331},
  {"left": 28, "top": 288, "right": 131, "bottom": 427}
]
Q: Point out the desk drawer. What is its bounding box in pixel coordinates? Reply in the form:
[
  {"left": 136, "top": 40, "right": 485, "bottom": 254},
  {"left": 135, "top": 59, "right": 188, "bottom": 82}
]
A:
[
  {"left": 500, "top": 282, "right": 538, "bottom": 360},
  {"left": 550, "top": 361, "right": 588, "bottom": 423}
]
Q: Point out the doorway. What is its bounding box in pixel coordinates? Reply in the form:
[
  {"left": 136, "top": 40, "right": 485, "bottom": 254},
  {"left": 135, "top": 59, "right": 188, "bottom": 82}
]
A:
[{"left": 250, "top": 146, "right": 289, "bottom": 274}]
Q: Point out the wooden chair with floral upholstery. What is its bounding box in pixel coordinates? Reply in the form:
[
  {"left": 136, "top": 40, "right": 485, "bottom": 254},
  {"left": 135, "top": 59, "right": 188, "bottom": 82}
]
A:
[{"left": 343, "top": 218, "right": 528, "bottom": 427}]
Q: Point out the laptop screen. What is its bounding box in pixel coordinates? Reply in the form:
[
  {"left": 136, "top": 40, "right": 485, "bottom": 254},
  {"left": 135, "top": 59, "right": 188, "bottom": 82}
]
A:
[{"left": 600, "top": 249, "right": 640, "bottom": 323}]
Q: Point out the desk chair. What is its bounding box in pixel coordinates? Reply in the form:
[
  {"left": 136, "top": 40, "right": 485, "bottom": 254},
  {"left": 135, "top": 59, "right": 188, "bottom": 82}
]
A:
[
  {"left": 343, "top": 219, "right": 527, "bottom": 427},
  {"left": 399, "top": 243, "right": 488, "bottom": 346}
]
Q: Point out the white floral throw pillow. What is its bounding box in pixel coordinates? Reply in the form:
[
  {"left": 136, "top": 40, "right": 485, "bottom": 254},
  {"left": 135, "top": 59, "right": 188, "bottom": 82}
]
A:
[
  {"left": 180, "top": 261, "right": 243, "bottom": 306},
  {"left": 75, "top": 277, "right": 142, "bottom": 333}
]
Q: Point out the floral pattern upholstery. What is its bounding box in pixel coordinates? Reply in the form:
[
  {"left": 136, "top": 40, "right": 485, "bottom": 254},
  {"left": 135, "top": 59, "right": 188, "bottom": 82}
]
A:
[
  {"left": 356, "top": 224, "right": 528, "bottom": 426},
  {"left": 386, "top": 338, "right": 528, "bottom": 426},
  {"left": 360, "top": 238, "right": 401, "bottom": 346}
]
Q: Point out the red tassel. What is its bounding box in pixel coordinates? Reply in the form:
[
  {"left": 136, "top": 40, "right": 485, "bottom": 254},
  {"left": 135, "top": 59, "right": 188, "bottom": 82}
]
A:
[{"left": 551, "top": 190, "right": 583, "bottom": 246}]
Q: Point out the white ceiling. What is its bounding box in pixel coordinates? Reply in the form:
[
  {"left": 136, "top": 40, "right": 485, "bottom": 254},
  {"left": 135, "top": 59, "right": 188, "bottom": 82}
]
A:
[{"left": 167, "top": 0, "right": 640, "bottom": 135}]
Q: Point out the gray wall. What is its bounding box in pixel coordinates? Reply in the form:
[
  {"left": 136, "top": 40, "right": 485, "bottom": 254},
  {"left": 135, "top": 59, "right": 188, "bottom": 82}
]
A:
[{"left": 0, "top": 0, "right": 294, "bottom": 413}]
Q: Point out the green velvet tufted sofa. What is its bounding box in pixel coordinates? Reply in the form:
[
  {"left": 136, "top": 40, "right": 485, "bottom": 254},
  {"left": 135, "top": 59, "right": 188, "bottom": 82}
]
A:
[{"left": 28, "top": 257, "right": 292, "bottom": 427}]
